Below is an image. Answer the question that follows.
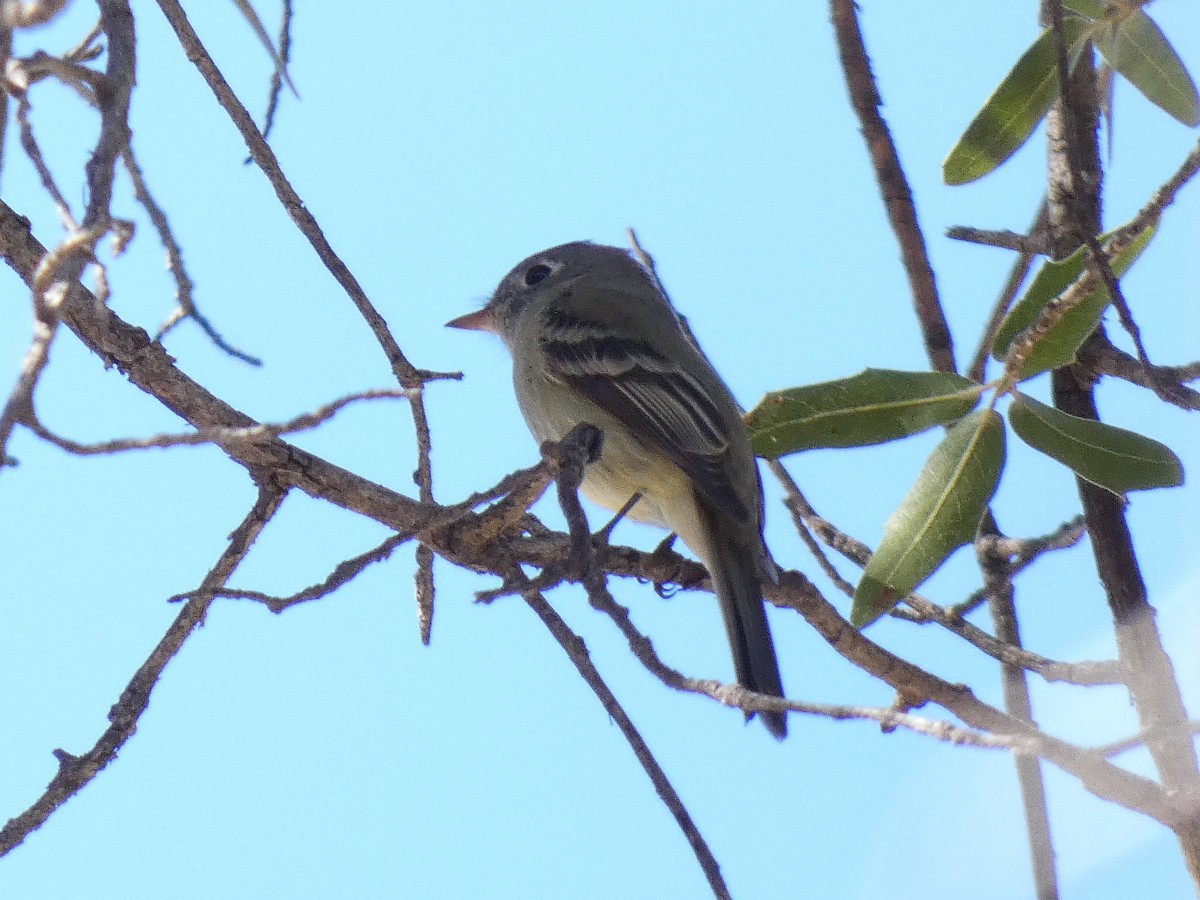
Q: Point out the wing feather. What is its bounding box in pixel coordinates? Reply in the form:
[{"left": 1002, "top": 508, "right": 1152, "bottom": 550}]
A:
[{"left": 540, "top": 301, "right": 749, "bottom": 522}]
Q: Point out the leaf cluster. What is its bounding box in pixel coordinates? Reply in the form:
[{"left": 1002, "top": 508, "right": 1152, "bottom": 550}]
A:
[
  {"left": 748, "top": 360, "right": 1182, "bottom": 626},
  {"left": 750, "top": 0, "right": 1194, "bottom": 629},
  {"left": 944, "top": 1, "right": 1198, "bottom": 185}
]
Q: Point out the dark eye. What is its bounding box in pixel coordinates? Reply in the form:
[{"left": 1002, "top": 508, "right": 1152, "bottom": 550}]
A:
[{"left": 523, "top": 263, "right": 553, "bottom": 286}]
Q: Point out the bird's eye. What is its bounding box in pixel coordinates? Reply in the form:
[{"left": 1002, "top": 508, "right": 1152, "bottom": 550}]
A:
[{"left": 523, "top": 263, "right": 553, "bottom": 286}]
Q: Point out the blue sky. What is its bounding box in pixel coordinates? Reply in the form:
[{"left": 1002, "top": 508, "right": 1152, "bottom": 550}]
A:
[{"left": 1, "top": 3, "right": 1198, "bottom": 898}]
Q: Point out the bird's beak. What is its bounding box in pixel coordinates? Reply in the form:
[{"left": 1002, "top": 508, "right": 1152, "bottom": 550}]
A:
[{"left": 445, "top": 307, "right": 498, "bottom": 333}]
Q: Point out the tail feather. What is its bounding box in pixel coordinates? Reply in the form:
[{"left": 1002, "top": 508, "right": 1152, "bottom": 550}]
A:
[{"left": 697, "top": 499, "right": 787, "bottom": 740}]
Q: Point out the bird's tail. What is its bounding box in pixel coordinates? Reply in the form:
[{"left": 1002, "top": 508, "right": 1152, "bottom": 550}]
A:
[{"left": 698, "top": 500, "right": 787, "bottom": 740}]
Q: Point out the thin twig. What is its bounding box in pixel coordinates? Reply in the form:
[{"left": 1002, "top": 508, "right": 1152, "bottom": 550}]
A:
[
  {"left": 0, "top": 484, "right": 286, "bottom": 856},
  {"left": 24, "top": 389, "right": 420, "bottom": 454},
  {"left": 1078, "top": 335, "right": 1200, "bottom": 411},
  {"left": 11, "top": 83, "right": 77, "bottom": 228},
  {"left": 231, "top": 0, "right": 297, "bottom": 99},
  {"left": 946, "top": 226, "right": 1046, "bottom": 254},
  {"left": 997, "top": 225, "right": 1145, "bottom": 394},
  {"left": 775, "top": 474, "right": 857, "bottom": 600},
  {"left": 947, "top": 516, "right": 1088, "bottom": 618},
  {"left": 121, "top": 145, "right": 262, "bottom": 364},
  {"left": 153, "top": 0, "right": 424, "bottom": 387},
  {"left": 0, "top": 1, "right": 135, "bottom": 463},
  {"left": 256, "top": 0, "right": 294, "bottom": 145},
  {"left": 1095, "top": 723, "right": 1200, "bottom": 760},
  {"left": 1122, "top": 133, "right": 1200, "bottom": 241},
  {"left": 176, "top": 531, "right": 410, "bottom": 612},
  {"left": 980, "top": 511, "right": 1059, "bottom": 900},
  {"left": 516, "top": 578, "right": 732, "bottom": 900},
  {"left": 967, "top": 198, "right": 1050, "bottom": 384},
  {"left": 770, "top": 462, "right": 1113, "bottom": 684}
]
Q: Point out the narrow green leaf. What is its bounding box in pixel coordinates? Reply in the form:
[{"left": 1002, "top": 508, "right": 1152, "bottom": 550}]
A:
[
  {"left": 943, "top": 17, "right": 1091, "bottom": 185},
  {"left": 1094, "top": 11, "right": 1200, "bottom": 127},
  {"left": 852, "top": 410, "right": 1006, "bottom": 627},
  {"left": 747, "top": 369, "right": 983, "bottom": 458},
  {"left": 1009, "top": 394, "right": 1183, "bottom": 494},
  {"left": 991, "top": 223, "right": 1156, "bottom": 379},
  {"left": 992, "top": 244, "right": 1088, "bottom": 358}
]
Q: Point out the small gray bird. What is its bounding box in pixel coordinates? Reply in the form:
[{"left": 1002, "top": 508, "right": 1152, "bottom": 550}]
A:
[{"left": 447, "top": 241, "right": 786, "bottom": 738}]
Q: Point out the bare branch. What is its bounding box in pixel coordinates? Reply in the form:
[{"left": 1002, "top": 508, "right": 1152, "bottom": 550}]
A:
[
  {"left": 231, "top": 0, "right": 297, "bottom": 99},
  {"left": 516, "top": 577, "right": 732, "bottom": 900},
  {"left": 120, "top": 145, "right": 263, "bottom": 364},
  {"left": 979, "top": 510, "right": 1059, "bottom": 899},
  {"left": 946, "top": 226, "right": 1048, "bottom": 255},
  {"left": 0, "top": 484, "right": 286, "bottom": 856},
  {"left": 770, "top": 462, "right": 1113, "bottom": 684},
  {"left": 0, "top": 3, "right": 135, "bottom": 463},
  {"left": 1078, "top": 334, "right": 1200, "bottom": 411},
  {"left": 252, "top": 0, "right": 295, "bottom": 144},
  {"left": 770, "top": 458, "right": 857, "bottom": 602},
  {"left": 521, "top": 443, "right": 1036, "bottom": 752},
  {"left": 1095, "top": 723, "right": 1200, "bottom": 760},
  {"left": 829, "top": 0, "right": 955, "bottom": 374},
  {"left": 10, "top": 82, "right": 77, "bottom": 227},
  {"left": 178, "top": 532, "right": 411, "bottom": 612}
]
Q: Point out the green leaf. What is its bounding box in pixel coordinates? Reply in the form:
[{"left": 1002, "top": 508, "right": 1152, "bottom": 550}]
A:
[
  {"left": 943, "top": 17, "right": 1092, "bottom": 185},
  {"left": 1009, "top": 394, "right": 1183, "bottom": 494},
  {"left": 1062, "top": 0, "right": 1104, "bottom": 18},
  {"left": 747, "top": 369, "right": 984, "bottom": 458},
  {"left": 993, "top": 244, "right": 1088, "bottom": 359},
  {"left": 852, "top": 410, "right": 1006, "bottom": 627},
  {"left": 991, "top": 223, "right": 1156, "bottom": 379},
  {"left": 1094, "top": 11, "right": 1200, "bottom": 127}
]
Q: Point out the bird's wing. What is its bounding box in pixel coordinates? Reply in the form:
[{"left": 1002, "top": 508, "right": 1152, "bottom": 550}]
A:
[{"left": 539, "top": 297, "right": 749, "bottom": 523}]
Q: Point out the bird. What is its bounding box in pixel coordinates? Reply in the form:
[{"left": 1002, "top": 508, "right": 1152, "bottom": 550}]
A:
[{"left": 447, "top": 241, "right": 786, "bottom": 738}]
